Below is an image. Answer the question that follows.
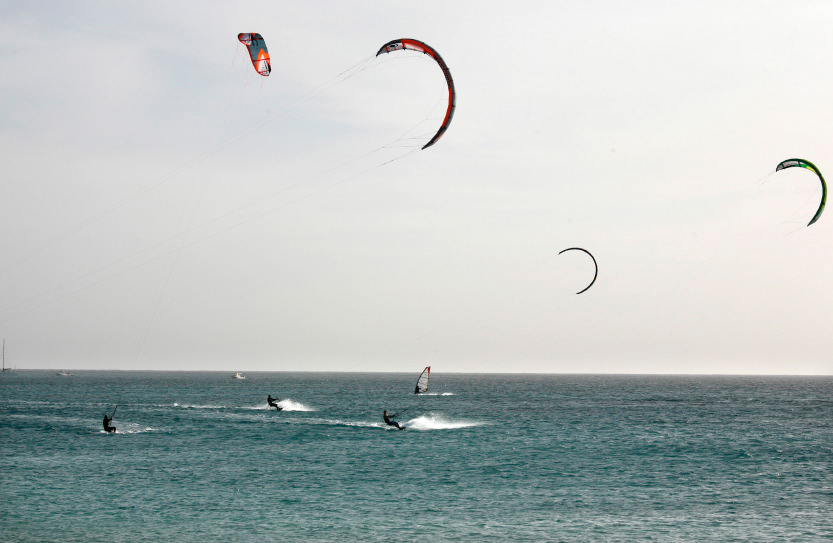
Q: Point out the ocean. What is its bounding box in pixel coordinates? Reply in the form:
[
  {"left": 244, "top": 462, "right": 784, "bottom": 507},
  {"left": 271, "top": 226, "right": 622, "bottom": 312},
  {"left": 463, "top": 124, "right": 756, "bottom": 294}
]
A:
[{"left": 1, "top": 372, "right": 831, "bottom": 542}]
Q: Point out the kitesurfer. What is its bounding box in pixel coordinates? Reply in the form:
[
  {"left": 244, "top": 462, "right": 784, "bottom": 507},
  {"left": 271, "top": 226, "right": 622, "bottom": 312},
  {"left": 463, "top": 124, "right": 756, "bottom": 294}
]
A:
[
  {"left": 102, "top": 414, "right": 116, "bottom": 433},
  {"left": 267, "top": 395, "right": 282, "bottom": 411},
  {"left": 383, "top": 410, "right": 404, "bottom": 430}
]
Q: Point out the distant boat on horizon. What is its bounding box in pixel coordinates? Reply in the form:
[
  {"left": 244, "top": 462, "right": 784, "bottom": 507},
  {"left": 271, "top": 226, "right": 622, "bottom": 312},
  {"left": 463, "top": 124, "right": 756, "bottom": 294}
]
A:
[
  {"left": 56, "top": 370, "right": 74, "bottom": 377},
  {"left": 232, "top": 372, "right": 246, "bottom": 380}
]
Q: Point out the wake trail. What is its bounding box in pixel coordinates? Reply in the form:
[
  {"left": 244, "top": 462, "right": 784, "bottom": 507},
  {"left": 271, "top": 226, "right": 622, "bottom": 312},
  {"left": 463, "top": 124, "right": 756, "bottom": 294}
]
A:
[{"left": 402, "top": 414, "right": 483, "bottom": 431}]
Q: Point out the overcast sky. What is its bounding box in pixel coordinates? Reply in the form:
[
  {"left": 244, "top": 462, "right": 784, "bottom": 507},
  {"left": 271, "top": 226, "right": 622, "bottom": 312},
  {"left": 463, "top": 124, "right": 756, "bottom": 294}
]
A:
[{"left": 1, "top": 1, "right": 831, "bottom": 374}]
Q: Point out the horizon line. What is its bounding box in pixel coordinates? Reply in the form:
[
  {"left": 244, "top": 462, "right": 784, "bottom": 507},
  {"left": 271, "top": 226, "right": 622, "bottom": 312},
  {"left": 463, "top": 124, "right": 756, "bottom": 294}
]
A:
[{"left": 5, "top": 369, "right": 831, "bottom": 377}]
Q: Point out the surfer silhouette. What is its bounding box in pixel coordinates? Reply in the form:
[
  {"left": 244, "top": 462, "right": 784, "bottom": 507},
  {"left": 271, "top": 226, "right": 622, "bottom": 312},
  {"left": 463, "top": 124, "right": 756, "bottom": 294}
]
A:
[
  {"left": 102, "top": 415, "right": 116, "bottom": 433},
  {"left": 267, "top": 395, "right": 282, "bottom": 411},
  {"left": 383, "top": 410, "right": 404, "bottom": 430}
]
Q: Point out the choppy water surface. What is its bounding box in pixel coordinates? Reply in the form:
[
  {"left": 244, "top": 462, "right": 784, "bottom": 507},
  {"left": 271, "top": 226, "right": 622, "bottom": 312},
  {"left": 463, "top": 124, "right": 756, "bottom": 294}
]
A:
[{"left": 1, "top": 372, "right": 831, "bottom": 541}]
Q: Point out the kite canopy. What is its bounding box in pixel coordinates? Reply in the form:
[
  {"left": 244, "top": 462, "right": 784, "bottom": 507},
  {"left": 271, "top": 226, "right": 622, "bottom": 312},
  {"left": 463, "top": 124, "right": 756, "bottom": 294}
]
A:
[
  {"left": 238, "top": 33, "right": 271, "bottom": 76},
  {"left": 775, "top": 158, "right": 826, "bottom": 226},
  {"left": 559, "top": 248, "right": 598, "bottom": 294},
  {"left": 376, "top": 39, "right": 456, "bottom": 150}
]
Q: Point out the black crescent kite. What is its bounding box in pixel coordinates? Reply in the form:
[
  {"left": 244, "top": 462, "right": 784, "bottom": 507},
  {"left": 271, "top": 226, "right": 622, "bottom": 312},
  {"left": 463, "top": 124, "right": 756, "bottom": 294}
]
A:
[
  {"left": 376, "top": 39, "right": 456, "bottom": 150},
  {"left": 559, "top": 247, "right": 598, "bottom": 294}
]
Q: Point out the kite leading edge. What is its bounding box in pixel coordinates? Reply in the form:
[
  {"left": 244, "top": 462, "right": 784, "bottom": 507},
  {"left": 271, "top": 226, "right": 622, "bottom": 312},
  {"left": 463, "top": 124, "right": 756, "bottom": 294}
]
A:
[
  {"left": 559, "top": 247, "right": 598, "bottom": 295},
  {"left": 376, "top": 39, "right": 456, "bottom": 150},
  {"left": 775, "top": 158, "right": 826, "bottom": 226}
]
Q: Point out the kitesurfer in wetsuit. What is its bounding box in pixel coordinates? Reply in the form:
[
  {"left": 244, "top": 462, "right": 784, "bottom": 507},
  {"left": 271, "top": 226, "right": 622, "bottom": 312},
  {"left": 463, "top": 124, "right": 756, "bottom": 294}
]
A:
[
  {"left": 267, "top": 395, "right": 282, "bottom": 411},
  {"left": 102, "top": 415, "right": 116, "bottom": 433},
  {"left": 383, "top": 410, "right": 404, "bottom": 430}
]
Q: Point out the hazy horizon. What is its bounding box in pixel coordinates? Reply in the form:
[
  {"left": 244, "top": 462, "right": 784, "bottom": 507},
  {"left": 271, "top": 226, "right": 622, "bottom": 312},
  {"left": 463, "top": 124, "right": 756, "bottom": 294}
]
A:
[
  {"left": 2, "top": 1, "right": 831, "bottom": 375},
  {"left": 7, "top": 369, "right": 832, "bottom": 378}
]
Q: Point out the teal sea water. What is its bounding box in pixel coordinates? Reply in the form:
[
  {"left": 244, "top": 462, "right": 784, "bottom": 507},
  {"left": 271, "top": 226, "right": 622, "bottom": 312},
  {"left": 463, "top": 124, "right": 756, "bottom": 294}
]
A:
[{"left": 1, "top": 372, "right": 831, "bottom": 542}]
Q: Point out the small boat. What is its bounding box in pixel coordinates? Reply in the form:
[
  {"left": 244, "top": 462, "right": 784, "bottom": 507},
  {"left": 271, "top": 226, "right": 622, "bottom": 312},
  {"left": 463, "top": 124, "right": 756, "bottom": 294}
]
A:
[
  {"left": 56, "top": 370, "right": 74, "bottom": 377},
  {"left": 232, "top": 372, "right": 246, "bottom": 380}
]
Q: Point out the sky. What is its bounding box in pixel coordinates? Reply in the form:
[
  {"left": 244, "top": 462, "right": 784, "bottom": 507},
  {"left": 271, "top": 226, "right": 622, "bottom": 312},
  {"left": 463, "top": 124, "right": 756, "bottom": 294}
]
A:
[{"left": 1, "top": 1, "right": 831, "bottom": 374}]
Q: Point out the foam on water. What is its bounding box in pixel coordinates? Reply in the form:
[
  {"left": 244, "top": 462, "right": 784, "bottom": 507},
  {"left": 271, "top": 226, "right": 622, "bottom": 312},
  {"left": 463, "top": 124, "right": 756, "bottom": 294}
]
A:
[
  {"left": 403, "top": 413, "right": 482, "bottom": 430},
  {"left": 240, "top": 400, "right": 316, "bottom": 411},
  {"left": 172, "top": 400, "right": 315, "bottom": 412},
  {"left": 276, "top": 399, "right": 314, "bottom": 411},
  {"left": 172, "top": 402, "right": 224, "bottom": 409},
  {"left": 240, "top": 403, "right": 272, "bottom": 410},
  {"left": 328, "top": 418, "right": 385, "bottom": 429},
  {"left": 277, "top": 416, "right": 415, "bottom": 430},
  {"left": 289, "top": 414, "right": 477, "bottom": 431},
  {"left": 98, "top": 422, "right": 155, "bottom": 434},
  {"left": 7, "top": 413, "right": 151, "bottom": 433}
]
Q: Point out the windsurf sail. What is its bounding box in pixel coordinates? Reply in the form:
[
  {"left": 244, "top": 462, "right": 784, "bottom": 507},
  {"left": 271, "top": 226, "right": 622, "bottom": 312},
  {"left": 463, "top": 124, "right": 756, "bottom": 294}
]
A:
[{"left": 414, "top": 366, "right": 430, "bottom": 394}]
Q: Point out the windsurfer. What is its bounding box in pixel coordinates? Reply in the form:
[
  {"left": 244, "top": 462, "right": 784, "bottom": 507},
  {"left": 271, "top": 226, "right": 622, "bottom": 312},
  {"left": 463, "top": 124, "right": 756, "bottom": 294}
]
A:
[
  {"left": 414, "top": 366, "right": 430, "bottom": 394},
  {"left": 267, "top": 395, "right": 282, "bottom": 411},
  {"left": 102, "top": 415, "right": 116, "bottom": 433},
  {"left": 383, "top": 410, "right": 404, "bottom": 430}
]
